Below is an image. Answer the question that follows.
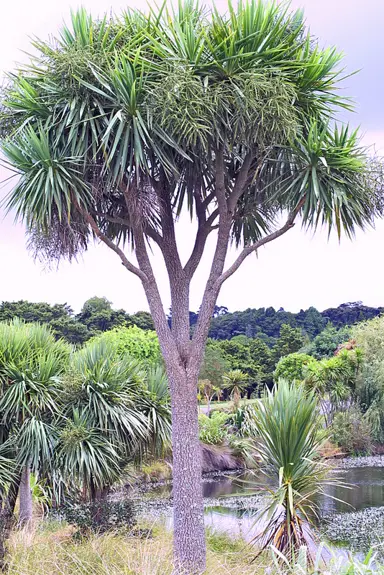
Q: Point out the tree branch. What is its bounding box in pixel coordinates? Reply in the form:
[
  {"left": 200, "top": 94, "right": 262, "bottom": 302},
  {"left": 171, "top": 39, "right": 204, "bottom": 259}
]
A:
[
  {"left": 227, "top": 152, "right": 254, "bottom": 213},
  {"left": 92, "top": 210, "right": 164, "bottom": 248},
  {"left": 215, "top": 147, "right": 228, "bottom": 215},
  {"left": 183, "top": 184, "right": 220, "bottom": 280},
  {"left": 122, "top": 186, "right": 183, "bottom": 363},
  {"left": 92, "top": 211, "right": 130, "bottom": 227},
  {"left": 216, "top": 200, "right": 306, "bottom": 287},
  {"left": 190, "top": 214, "right": 232, "bottom": 360},
  {"left": 148, "top": 176, "right": 193, "bottom": 352},
  {"left": 80, "top": 209, "right": 148, "bottom": 282}
]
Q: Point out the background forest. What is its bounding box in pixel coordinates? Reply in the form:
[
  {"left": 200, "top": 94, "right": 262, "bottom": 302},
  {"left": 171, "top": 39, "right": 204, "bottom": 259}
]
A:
[{"left": 1, "top": 298, "right": 381, "bottom": 394}]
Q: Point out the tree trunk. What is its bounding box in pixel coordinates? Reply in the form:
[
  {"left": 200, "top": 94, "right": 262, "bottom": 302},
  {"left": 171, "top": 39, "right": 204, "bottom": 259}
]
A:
[
  {"left": 0, "top": 474, "right": 21, "bottom": 571},
  {"left": 18, "top": 467, "right": 32, "bottom": 528},
  {"left": 169, "top": 367, "right": 206, "bottom": 575}
]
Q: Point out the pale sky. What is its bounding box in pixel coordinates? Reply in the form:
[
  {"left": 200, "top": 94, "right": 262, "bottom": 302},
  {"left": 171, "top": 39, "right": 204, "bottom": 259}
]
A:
[{"left": 1, "top": 0, "right": 384, "bottom": 314}]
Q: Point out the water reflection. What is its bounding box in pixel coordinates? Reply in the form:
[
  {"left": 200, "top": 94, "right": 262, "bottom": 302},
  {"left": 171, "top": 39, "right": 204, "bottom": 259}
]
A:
[
  {"left": 155, "top": 467, "right": 384, "bottom": 552},
  {"left": 203, "top": 467, "right": 384, "bottom": 515},
  {"left": 320, "top": 467, "right": 384, "bottom": 514}
]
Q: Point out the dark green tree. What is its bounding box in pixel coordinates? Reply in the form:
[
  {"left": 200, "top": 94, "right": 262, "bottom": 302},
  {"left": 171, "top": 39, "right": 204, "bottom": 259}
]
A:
[
  {"left": 273, "top": 324, "right": 306, "bottom": 362},
  {"left": 210, "top": 336, "right": 273, "bottom": 393},
  {"left": 0, "top": 300, "right": 90, "bottom": 344},
  {"left": 274, "top": 352, "right": 317, "bottom": 383},
  {"left": 323, "top": 302, "right": 384, "bottom": 328},
  {"left": 301, "top": 324, "right": 351, "bottom": 359},
  {"left": 130, "top": 311, "right": 155, "bottom": 331},
  {"left": 0, "top": 300, "right": 72, "bottom": 324},
  {"left": 76, "top": 296, "right": 131, "bottom": 333},
  {"left": 295, "top": 306, "right": 327, "bottom": 338}
]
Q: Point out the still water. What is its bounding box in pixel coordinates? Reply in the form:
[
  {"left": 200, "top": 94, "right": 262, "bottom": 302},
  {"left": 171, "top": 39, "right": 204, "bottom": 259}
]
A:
[
  {"left": 204, "top": 467, "right": 384, "bottom": 512},
  {"left": 156, "top": 466, "right": 384, "bottom": 551}
]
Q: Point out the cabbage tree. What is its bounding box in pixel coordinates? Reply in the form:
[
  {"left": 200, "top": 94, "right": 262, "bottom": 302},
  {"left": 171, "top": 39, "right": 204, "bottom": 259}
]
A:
[
  {"left": 252, "top": 380, "right": 337, "bottom": 562},
  {"left": 0, "top": 320, "right": 69, "bottom": 570},
  {"left": 57, "top": 340, "right": 171, "bottom": 498},
  {"left": 0, "top": 2, "right": 380, "bottom": 572}
]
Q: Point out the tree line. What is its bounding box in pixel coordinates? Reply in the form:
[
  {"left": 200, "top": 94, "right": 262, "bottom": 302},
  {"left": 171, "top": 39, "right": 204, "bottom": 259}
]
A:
[
  {"left": 1, "top": 299, "right": 381, "bottom": 346},
  {"left": 0, "top": 298, "right": 154, "bottom": 344},
  {"left": 207, "top": 301, "right": 384, "bottom": 340},
  {"left": 3, "top": 298, "right": 381, "bottom": 400}
]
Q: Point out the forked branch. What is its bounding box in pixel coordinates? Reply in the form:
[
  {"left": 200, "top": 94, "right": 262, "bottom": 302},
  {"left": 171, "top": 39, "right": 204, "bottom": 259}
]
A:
[
  {"left": 79, "top": 209, "right": 148, "bottom": 282},
  {"left": 217, "top": 199, "right": 306, "bottom": 287}
]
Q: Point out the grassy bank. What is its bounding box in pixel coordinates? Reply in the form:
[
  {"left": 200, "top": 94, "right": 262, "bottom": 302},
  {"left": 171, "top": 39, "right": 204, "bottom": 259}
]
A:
[
  {"left": 6, "top": 519, "right": 384, "bottom": 574},
  {"left": 6, "top": 521, "right": 263, "bottom": 575},
  {"left": 199, "top": 398, "right": 258, "bottom": 412}
]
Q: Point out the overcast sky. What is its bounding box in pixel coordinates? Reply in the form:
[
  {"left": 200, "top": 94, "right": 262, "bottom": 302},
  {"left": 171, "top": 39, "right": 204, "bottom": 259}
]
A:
[{"left": 1, "top": 0, "right": 383, "bottom": 314}]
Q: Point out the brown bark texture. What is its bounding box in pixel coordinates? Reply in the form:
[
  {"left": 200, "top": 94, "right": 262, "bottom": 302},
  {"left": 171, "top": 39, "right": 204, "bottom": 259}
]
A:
[
  {"left": 18, "top": 467, "right": 33, "bottom": 528},
  {"left": 0, "top": 474, "right": 21, "bottom": 571},
  {"left": 169, "top": 368, "right": 205, "bottom": 575}
]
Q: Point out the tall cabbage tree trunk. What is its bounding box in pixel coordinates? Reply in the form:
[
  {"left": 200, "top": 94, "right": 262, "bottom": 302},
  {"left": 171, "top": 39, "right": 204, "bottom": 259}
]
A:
[
  {"left": 169, "top": 366, "right": 205, "bottom": 574},
  {"left": 18, "top": 467, "right": 32, "bottom": 527},
  {"left": 0, "top": 474, "right": 21, "bottom": 571}
]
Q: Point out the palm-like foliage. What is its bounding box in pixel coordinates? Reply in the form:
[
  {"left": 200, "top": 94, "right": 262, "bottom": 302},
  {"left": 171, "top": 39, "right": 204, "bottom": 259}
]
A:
[
  {"left": 0, "top": 320, "right": 69, "bottom": 473},
  {"left": 57, "top": 340, "right": 171, "bottom": 496},
  {"left": 57, "top": 338, "right": 148, "bottom": 496},
  {"left": 303, "top": 348, "right": 363, "bottom": 422},
  {"left": 63, "top": 338, "right": 148, "bottom": 451},
  {"left": 223, "top": 369, "right": 248, "bottom": 407},
  {"left": 56, "top": 410, "right": 122, "bottom": 498},
  {"left": 0, "top": 1, "right": 379, "bottom": 263},
  {"left": 0, "top": 320, "right": 70, "bottom": 533},
  {"left": 141, "top": 366, "right": 172, "bottom": 456},
  {"left": 0, "top": 442, "right": 16, "bottom": 488},
  {"left": 252, "top": 380, "right": 338, "bottom": 561}
]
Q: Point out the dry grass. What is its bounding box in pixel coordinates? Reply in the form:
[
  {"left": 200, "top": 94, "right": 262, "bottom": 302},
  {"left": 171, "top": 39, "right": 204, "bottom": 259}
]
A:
[{"left": 6, "top": 521, "right": 267, "bottom": 575}]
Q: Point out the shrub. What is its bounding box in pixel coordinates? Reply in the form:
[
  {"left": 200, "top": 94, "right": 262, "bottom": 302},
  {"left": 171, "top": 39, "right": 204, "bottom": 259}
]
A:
[
  {"left": 60, "top": 499, "right": 136, "bottom": 535},
  {"left": 252, "top": 380, "right": 334, "bottom": 559},
  {"left": 274, "top": 353, "right": 317, "bottom": 383},
  {"left": 229, "top": 405, "right": 258, "bottom": 437},
  {"left": 198, "top": 412, "right": 229, "bottom": 445},
  {"left": 331, "top": 407, "right": 372, "bottom": 455},
  {"left": 90, "top": 326, "right": 161, "bottom": 364},
  {"left": 141, "top": 460, "right": 172, "bottom": 482}
]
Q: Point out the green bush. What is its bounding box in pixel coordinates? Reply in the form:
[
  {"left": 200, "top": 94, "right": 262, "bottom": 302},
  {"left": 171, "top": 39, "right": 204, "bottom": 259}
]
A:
[
  {"left": 141, "top": 460, "right": 172, "bottom": 482},
  {"left": 60, "top": 499, "right": 136, "bottom": 535},
  {"left": 274, "top": 352, "right": 316, "bottom": 383},
  {"left": 90, "top": 326, "right": 161, "bottom": 364},
  {"left": 198, "top": 412, "right": 229, "bottom": 445},
  {"left": 331, "top": 407, "right": 372, "bottom": 455},
  {"left": 229, "top": 405, "right": 258, "bottom": 437}
]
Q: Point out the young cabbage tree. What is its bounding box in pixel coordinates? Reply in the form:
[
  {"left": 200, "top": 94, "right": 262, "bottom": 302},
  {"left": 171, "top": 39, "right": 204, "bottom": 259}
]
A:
[
  {"left": 223, "top": 369, "right": 249, "bottom": 408},
  {"left": 252, "top": 380, "right": 337, "bottom": 562},
  {"left": 57, "top": 339, "right": 171, "bottom": 499},
  {"left": 0, "top": 2, "right": 381, "bottom": 572},
  {"left": 0, "top": 320, "right": 69, "bottom": 568}
]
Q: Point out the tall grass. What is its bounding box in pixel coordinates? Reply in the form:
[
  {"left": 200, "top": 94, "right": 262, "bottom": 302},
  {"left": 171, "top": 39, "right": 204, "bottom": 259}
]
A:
[
  {"left": 7, "top": 522, "right": 261, "bottom": 575},
  {"left": 6, "top": 520, "right": 384, "bottom": 575}
]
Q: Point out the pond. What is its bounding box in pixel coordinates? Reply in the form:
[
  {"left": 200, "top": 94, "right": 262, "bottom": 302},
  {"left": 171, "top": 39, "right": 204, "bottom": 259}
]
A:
[{"left": 150, "top": 465, "right": 384, "bottom": 555}]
